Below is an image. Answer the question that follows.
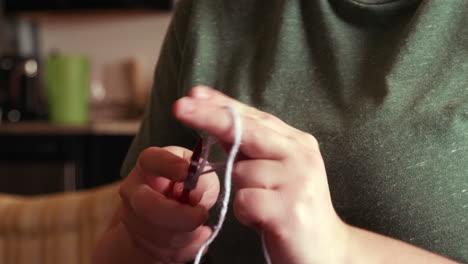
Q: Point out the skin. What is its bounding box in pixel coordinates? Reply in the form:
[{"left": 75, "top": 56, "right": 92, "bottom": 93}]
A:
[{"left": 93, "top": 86, "right": 460, "bottom": 264}]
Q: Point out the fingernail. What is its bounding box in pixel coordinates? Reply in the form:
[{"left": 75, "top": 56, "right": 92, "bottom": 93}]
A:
[
  {"left": 192, "top": 86, "right": 212, "bottom": 99},
  {"left": 177, "top": 98, "right": 196, "bottom": 115}
]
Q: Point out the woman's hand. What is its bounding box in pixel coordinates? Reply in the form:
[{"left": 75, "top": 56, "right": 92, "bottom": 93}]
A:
[
  {"left": 173, "top": 86, "right": 348, "bottom": 264},
  {"left": 118, "top": 146, "right": 220, "bottom": 263},
  {"left": 94, "top": 85, "right": 459, "bottom": 264}
]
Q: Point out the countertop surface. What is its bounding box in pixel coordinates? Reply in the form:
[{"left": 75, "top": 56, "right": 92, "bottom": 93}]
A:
[{"left": 0, "top": 120, "right": 141, "bottom": 136}]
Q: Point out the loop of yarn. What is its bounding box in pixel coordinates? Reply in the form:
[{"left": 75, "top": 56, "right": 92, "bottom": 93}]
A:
[{"left": 192, "top": 105, "right": 272, "bottom": 264}]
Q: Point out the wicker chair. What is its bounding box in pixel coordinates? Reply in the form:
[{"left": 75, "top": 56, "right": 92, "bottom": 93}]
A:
[{"left": 0, "top": 181, "right": 121, "bottom": 264}]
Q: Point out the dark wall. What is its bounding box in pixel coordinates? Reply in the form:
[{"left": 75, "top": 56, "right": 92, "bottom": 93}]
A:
[
  {"left": 3, "top": 0, "right": 173, "bottom": 12},
  {"left": 0, "top": 134, "right": 132, "bottom": 195}
]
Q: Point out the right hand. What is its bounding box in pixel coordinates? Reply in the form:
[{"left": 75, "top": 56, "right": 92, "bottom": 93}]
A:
[{"left": 119, "top": 146, "right": 220, "bottom": 263}]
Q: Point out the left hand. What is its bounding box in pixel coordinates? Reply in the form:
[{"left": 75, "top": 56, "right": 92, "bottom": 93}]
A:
[{"left": 173, "top": 86, "right": 349, "bottom": 264}]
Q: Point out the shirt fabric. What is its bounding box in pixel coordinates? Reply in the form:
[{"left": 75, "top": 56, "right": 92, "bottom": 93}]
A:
[{"left": 121, "top": 0, "right": 468, "bottom": 262}]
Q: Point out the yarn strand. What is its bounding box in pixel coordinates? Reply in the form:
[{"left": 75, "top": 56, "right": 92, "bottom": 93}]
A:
[
  {"left": 193, "top": 105, "right": 272, "bottom": 264},
  {"left": 193, "top": 106, "right": 242, "bottom": 264}
]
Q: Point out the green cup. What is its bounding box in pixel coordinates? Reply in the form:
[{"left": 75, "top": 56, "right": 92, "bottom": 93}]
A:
[{"left": 46, "top": 54, "right": 90, "bottom": 125}]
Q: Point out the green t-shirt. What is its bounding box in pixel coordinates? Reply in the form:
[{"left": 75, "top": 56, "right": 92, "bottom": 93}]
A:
[{"left": 122, "top": 0, "right": 468, "bottom": 262}]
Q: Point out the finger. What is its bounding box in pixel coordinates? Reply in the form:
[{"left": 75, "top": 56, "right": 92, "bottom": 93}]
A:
[
  {"left": 172, "top": 181, "right": 204, "bottom": 206},
  {"left": 173, "top": 96, "right": 293, "bottom": 160},
  {"left": 130, "top": 184, "right": 208, "bottom": 231},
  {"left": 189, "top": 171, "right": 220, "bottom": 208},
  {"left": 121, "top": 204, "right": 208, "bottom": 249},
  {"left": 134, "top": 226, "right": 212, "bottom": 263},
  {"left": 165, "top": 225, "right": 211, "bottom": 263},
  {"left": 188, "top": 86, "right": 289, "bottom": 132},
  {"left": 233, "top": 188, "right": 284, "bottom": 232},
  {"left": 137, "top": 146, "right": 192, "bottom": 182},
  {"left": 233, "top": 159, "right": 285, "bottom": 190},
  {"left": 172, "top": 170, "right": 220, "bottom": 209},
  {"left": 190, "top": 86, "right": 298, "bottom": 130},
  {"left": 120, "top": 166, "right": 175, "bottom": 208},
  {"left": 122, "top": 162, "right": 176, "bottom": 200}
]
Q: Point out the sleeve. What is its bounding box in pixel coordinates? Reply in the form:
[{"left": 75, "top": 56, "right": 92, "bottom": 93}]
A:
[{"left": 120, "top": 0, "right": 197, "bottom": 178}]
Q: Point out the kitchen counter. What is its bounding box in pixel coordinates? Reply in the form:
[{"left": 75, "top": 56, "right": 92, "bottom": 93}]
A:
[{"left": 0, "top": 120, "right": 141, "bottom": 136}]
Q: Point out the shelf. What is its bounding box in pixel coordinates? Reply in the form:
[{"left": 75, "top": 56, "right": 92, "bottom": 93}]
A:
[
  {"left": 0, "top": 120, "right": 141, "bottom": 136},
  {"left": 17, "top": 9, "right": 172, "bottom": 23}
]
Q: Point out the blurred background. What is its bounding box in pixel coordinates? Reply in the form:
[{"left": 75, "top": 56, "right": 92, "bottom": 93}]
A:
[
  {"left": 0, "top": 2, "right": 174, "bottom": 263},
  {"left": 0, "top": 0, "right": 174, "bottom": 194}
]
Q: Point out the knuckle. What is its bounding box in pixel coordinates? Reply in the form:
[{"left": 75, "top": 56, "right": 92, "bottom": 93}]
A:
[
  {"left": 290, "top": 200, "right": 313, "bottom": 228},
  {"left": 118, "top": 183, "right": 129, "bottom": 202},
  {"left": 301, "top": 132, "right": 320, "bottom": 149},
  {"left": 257, "top": 111, "right": 273, "bottom": 121},
  {"left": 244, "top": 130, "right": 265, "bottom": 152},
  {"left": 233, "top": 190, "right": 247, "bottom": 213},
  {"left": 233, "top": 189, "right": 252, "bottom": 219},
  {"left": 232, "top": 165, "right": 249, "bottom": 188},
  {"left": 297, "top": 149, "right": 324, "bottom": 173},
  {"left": 256, "top": 110, "right": 283, "bottom": 125}
]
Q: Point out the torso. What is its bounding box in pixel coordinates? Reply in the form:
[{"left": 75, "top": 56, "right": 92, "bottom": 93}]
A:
[{"left": 126, "top": 0, "right": 468, "bottom": 262}]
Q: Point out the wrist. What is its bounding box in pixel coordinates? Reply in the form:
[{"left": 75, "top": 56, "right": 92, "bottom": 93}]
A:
[
  {"left": 93, "top": 221, "right": 156, "bottom": 264},
  {"left": 330, "top": 219, "right": 352, "bottom": 264},
  {"left": 341, "top": 224, "right": 386, "bottom": 264},
  {"left": 306, "top": 215, "right": 352, "bottom": 264}
]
